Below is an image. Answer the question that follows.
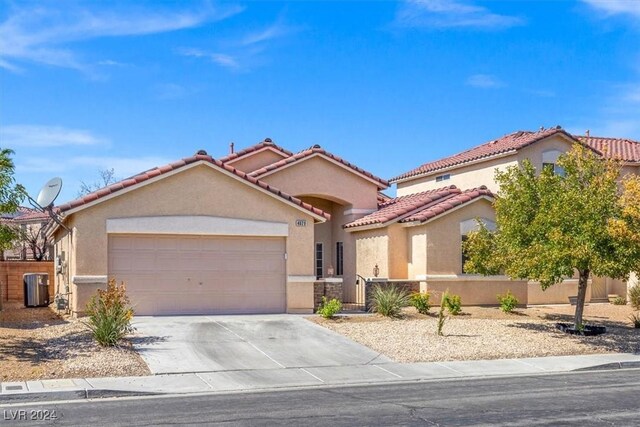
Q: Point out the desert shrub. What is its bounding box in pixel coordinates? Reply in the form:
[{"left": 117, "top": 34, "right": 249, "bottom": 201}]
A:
[
  {"left": 410, "top": 292, "right": 431, "bottom": 315},
  {"left": 497, "top": 290, "right": 519, "bottom": 313},
  {"left": 612, "top": 296, "right": 627, "bottom": 306},
  {"left": 437, "top": 292, "right": 448, "bottom": 336},
  {"left": 629, "top": 283, "right": 640, "bottom": 310},
  {"left": 317, "top": 296, "right": 342, "bottom": 319},
  {"left": 85, "top": 278, "right": 134, "bottom": 347},
  {"left": 444, "top": 293, "right": 462, "bottom": 315},
  {"left": 630, "top": 313, "right": 640, "bottom": 329},
  {"left": 369, "top": 285, "right": 410, "bottom": 318}
]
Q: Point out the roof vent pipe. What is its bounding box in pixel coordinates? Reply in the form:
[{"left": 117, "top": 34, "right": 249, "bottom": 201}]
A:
[
  {"left": 229, "top": 142, "right": 234, "bottom": 154},
  {"left": 585, "top": 130, "right": 590, "bottom": 137}
]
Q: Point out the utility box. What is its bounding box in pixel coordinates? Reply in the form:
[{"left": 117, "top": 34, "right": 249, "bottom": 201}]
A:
[{"left": 24, "top": 273, "right": 49, "bottom": 307}]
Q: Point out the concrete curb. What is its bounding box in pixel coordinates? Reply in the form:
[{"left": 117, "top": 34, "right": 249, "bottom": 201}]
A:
[
  {"left": 573, "top": 360, "right": 640, "bottom": 371},
  {"left": 0, "top": 389, "right": 158, "bottom": 404}
]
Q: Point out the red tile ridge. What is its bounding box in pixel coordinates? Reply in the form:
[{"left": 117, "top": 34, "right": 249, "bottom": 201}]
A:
[{"left": 219, "top": 138, "right": 294, "bottom": 163}]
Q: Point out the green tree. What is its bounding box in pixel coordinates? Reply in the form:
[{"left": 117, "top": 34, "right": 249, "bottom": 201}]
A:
[
  {"left": 0, "top": 148, "right": 25, "bottom": 255},
  {"left": 464, "top": 144, "right": 640, "bottom": 328}
]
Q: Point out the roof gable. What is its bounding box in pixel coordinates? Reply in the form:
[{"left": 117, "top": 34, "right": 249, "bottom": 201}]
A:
[
  {"left": 344, "top": 185, "right": 494, "bottom": 230},
  {"left": 219, "top": 138, "right": 293, "bottom": 164},
  {"left": 390, "top": 127, "right": 578, "bottom": 183},
  {"left": 57, "top": 153, "right": 330, "bottom": 222},
  {"left": 249, "top": 145, "right": 389, "bottom": 190}
]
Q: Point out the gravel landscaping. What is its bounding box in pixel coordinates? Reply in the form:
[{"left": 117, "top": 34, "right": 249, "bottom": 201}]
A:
[
  {"left": 311, "top": 304, "right": 640, "bottom": 363},
  {"left": 0, "top": 302, "right": 150, "bottom": 382}
]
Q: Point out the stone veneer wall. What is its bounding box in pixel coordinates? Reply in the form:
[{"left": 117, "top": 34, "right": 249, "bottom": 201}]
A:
[
  {"left": 364, "top": 280, "right": 420, "bottom": 311},
  {"left": 313, "top": 281, "right": 343, "bottom": 312}
]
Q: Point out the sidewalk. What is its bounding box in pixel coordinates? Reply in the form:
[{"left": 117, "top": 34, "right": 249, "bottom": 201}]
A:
[{"left": 2, "top": 353, "right": 639, "bottom": 402}]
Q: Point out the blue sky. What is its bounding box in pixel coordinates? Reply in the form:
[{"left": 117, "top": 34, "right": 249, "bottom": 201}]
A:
[{"left": 1, "top": 0, "right": 640, "bottom": 203}]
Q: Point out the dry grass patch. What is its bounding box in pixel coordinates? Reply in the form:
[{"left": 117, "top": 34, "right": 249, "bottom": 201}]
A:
[
  {"left": 0, "top": 302, "right": 150, "bottom": 382},
  {"left": 311, "top": 304, "right": 639, "bottom": 363}
]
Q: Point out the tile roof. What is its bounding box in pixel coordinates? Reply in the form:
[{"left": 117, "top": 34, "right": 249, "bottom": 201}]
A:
[
  {"left": 576, "top": 135, "right": 640, "bottom": 162},
  {"left": 377, "top": 192, "right": 392, "bottom": 205},
  {"left": 248, "top": 144, "right": 389, "bottom": 189},
  {"left": 0, "top": 207, "right": 50, "bottom": 222},
  {"left": 56, "top": 153, "right": 330, "bottom": 221},
  {"left": 390, "top": 127, "right": 574, "bottom": 183},
  {"left": 344, "top": 185, "right": 493, "bottom": 229},
  {"left": 218, "top": 138, "right": 293, "bottom": 163}
]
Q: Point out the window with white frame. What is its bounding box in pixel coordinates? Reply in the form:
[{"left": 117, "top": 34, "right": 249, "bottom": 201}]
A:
[
  {"left": 435, "top": 173, "right": 451, "bottom": 182},
  {"left": 460, "top": 218, "right": 496, "bottom": 274},
  {"left": 541, "top": 149, "right": 566, "bottom": 176}
]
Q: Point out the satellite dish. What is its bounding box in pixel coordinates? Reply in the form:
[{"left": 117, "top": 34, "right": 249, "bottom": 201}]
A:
[{"left": 36, "top": 177, "right": 63, "bottom": 208}]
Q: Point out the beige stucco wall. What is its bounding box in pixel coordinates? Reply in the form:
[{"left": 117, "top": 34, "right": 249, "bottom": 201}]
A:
[
  {"left": 54, "top": 163, "right": 318, "bottom": 314},
  {"left": 354, "top": 228, "right": 389, "bottom": 279},
  {"left": 260, "top": 156, "right": 381, "bottom": 210},
  {"left": 396, "top": 156, "right": 519, "bottom": 196},
  {"left": 388, "top": 224, "right": 407, "bottom": 278},
  {"left": 426, "top": 278, "right": 528, "bottom": 306},
  {"left": 424, "top": 198, "right": 496, "bottom": 275},
  {"left": 226, "top": 149, "right": 288, "bottom": 173},
  {"left": 527, "top": 280, "right": 593, "bottom": 305},
  {"left": 407, "top": 226, "right": 427, "bottom": 279}
]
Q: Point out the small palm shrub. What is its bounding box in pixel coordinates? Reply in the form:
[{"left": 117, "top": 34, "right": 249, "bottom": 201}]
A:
[
  {"left": 85, "top": 278, "right": 134, "bottom": 347},
  {"left": 497, "top": 290, "right": 519, "bottom": 313},
  {"left": 612, "top": 296, "right": 627, "bottom": 306},
  {"left": 629, "top": 283, "right": 640, "bottom": 310},
  {"left": 410, "top": 292, "right": 431, "bottom": 315},
  {"left": 444, "top": 293, "right": 462, "bottom": 315},
  {"left": 369, "top": 285, "right": 410, "bottom": 318},
  {"left": 317, "top": 296, "right": 342, "bottom": 319}
]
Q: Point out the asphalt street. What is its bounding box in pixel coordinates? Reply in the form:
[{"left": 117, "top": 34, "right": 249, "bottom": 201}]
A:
[{"left": 2, "top": 368, "right": 639, "bottom": 426}]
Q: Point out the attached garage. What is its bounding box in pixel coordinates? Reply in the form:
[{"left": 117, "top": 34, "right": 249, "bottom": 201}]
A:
[
  {"left": 108, "top": 235, "right": 286, "bottom": 315},
  {"left": 51, "top": 153, "right": 329, "bottom": 316}
]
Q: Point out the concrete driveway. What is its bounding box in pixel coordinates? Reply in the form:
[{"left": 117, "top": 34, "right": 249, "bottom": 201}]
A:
[{"left": 132, "top": 315, "right": 391, "bottom": 374}]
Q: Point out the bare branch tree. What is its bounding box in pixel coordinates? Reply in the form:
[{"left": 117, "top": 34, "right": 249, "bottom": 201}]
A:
[{"left": 78, "top": 168, "right": 118, "bottom": 197}]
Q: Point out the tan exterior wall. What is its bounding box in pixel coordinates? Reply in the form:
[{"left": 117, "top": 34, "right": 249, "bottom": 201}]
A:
[
  {"left": 396, "top": 156, "right": 519, "bottom": 196},
  {"left": 388, "top": 224, "right": 407, "bottom": 278},
  {"left": 0, "top": 261, "right": 55, "bottom": 302},
  {"left": 426, "top": 277, "right": 528, "bottom": 306},
  {"left": 407, "top": 226, "right": 427, "bottom": 279},
  {"left": 226, "top": 149, "right": 288, "bottom": 173},
  {"left": 54, "top": 163, "right": 317, "bottom": 314},
  {"left": 260, "top": 156, "right": 380, "bottom": 210},
  {"left": 354, "top": 228, "right": 389, "bottom": 279},
  {"left": 516, "top": 135, "right": 574, "bottom": 172},
  {"left": 424, "top": 199, "right": 496, "bottom": 275},
  {"left": 527, "top": 280, "right": 592, "bottom": 305}
]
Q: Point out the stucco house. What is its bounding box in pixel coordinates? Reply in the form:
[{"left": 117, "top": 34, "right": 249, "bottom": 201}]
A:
[
  {"left": 51, "top": 139, "right": 387, "bottom": 316},
  {"left": 376, "top": 126, "right": 640, "bottom": 304},
  {"left": 1, "top": 207, "right": 51, "bottom": 261}
]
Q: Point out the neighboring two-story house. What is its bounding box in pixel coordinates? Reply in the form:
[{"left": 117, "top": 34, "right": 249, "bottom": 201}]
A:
[{"left": 347, "top": 127, "right": 640, "bottom": 304}]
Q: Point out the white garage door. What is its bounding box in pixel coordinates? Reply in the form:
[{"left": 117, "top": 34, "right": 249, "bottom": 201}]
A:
[{"left": 108, "top": 235, "right": 286, "bottom": 315}]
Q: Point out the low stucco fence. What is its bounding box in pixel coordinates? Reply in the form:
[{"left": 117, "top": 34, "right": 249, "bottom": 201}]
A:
[
  {"left": 364, "top": 280, "right": 421, "bottom": 311},
  {"left": 0, "top": 261, "right": 55, "bottom": 305}
]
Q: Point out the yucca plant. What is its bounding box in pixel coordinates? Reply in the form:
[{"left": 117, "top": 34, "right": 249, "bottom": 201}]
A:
[
  {"left": 629, "top": 283, "right": 640, "bottom": 310},
  {"left": 369, "top": 285, "right": 410, "bottom": 318},
  {"left": 85, "top": 278, "right": 134, "bottom": 346}
]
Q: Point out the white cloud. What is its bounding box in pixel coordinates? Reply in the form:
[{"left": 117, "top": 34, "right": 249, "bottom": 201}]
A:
[
  {"left": 70, "top": 156, "right": 172, "bottom": 178},
  {"left": 466, "top": 74, "right": 504, "bottom": 88},
  {"left": 1, "top": 125, "right": 109, "bottom": 148},
  {"left": 395, "top": 0, "right": 525, "bottom": 30},
  {"left": 177, "top": 48, "right": 240, "bottom": 69},
  {"left": 581, "top": 1, "right": 640, "bottom": 18},
  {"left": 0, "top": 3, "right": 244, "bottom": 73},
  {"left": 241, "top": 20, "right": 299, "bottom": 46}
]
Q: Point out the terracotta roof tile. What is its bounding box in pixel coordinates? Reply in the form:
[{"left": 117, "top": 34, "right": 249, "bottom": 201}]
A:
[
  {"left": 56, "top": 154, "right": 330, "bottom": 221},
  {"left": 391, "top": 128, "right": 574, "bottom": 182},
  {"left": 219, "top": 138, "right": 294, "bottom": 163},
  {"left": 401, "top": 186, "right": 494, "bottom": 223},
  {"left": 576, "top": 135, "right": 640, "bottom": 162},
  {"left": 249, "top": 144, "right": 389, "bottom": 189},
  {"left": 1, "top": 206, "right": 50, "bottom": 222},
  {"left": 344, "top": 185, "right": 462, "bottom": 229}
]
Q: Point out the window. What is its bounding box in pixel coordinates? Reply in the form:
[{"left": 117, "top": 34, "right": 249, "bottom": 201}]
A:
[
  {"left": 315, "top": 243, "right": 323, "bottom": 279},
  {"left": 461, "top": 235, "right": 469, "bottom": 274},
  {"left": 336, "top": 242, "right": 344, "bottom": 276},
  {"left": 541, "top": 150, "right": 566, "bottom": 176},
  {"left": 435, "top": 173, "right": 451, "bottom": 182}
]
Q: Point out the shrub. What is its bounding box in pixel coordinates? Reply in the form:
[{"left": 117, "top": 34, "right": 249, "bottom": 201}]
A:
[
  {"left": 612, "top": 296, "right": 627, "bottom": 306},
  {"left": 444, "top": 293, "right": 462, "bottom": 315},
  {"left": 437, "top": 291, "right": 448, "bottom": 336},
  {"left": 497, "top": 290, "right": 519, "bottom": 313},
  {"left": 629, "top": 283, "right": 640, "bottom": 310},
  {"left": 317, "top": 296, "right": 342, "bottom": 319},
  {"left": 369, "top": 285, "right": 410, "bottom": 318},
  {"left": 630, "top": 313, "right": 640, "bottom": 329},
  {"left": 410, "top": 292, "right": 431, "bottom": 315},
  {"left": 85, "top": 278, "right": 134, "bottom": 347}
]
